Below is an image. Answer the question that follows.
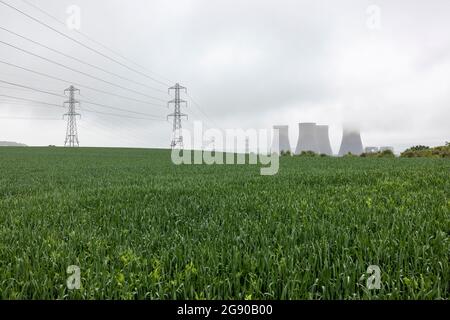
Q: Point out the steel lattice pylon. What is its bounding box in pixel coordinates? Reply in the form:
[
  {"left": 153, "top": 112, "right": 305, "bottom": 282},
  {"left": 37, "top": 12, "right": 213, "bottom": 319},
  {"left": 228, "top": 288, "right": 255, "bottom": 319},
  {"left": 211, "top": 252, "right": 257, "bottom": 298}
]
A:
[
  {"left": 63, "top": 85, "right": 81, "bottom": 147},
  {"left": 167, "top": 83, "right": 188, "bottom": 149}
]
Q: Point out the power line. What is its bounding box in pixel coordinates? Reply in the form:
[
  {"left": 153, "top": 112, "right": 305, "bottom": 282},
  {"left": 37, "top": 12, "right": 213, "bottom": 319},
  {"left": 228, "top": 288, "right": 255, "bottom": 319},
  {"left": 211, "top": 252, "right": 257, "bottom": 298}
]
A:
[
  {"left": 0, "top": 94, "right": 62, "bottom": 108},
  {"left": 0, "top": 26, "right": 168, "bottom": 95},
  {"left": 0, "top": 0, "right": 171, "bottom": 87},
  {"left": 0, "top": 116, "right": 60, "bottom": 120},
  {"left": 80, "top": 110, "right": 167, "bottom": 144},
  {"left": 20, "top": 0, "right": 174, "bottom": 86},
  {"left": 0, "top": 79, "right": 64, "bottom": 98},
  {"left": 80, "top": 105, "right": 165, "bottom": 121},
  {"left": 0, "top": 99, "right": 58, "bottom": 108},
  {"left": 0, "top": 79, "right": 167, "bottom": 117},
  {"left": 0, "top": 84, "right": 47, "bottom": 92},
  {"left": 0, "top": 40, "right": 167, "bottom": 102},
  {"left": 0, "top": 59, "right": 166, "bottom": 107},
  {"left": 187, "top": 92, "right": 220, "bottom": 129},
  {"left": 79, "top": 98, "right": 166, "bottom": 119},
  {"left": 0, "top": 93, "right": 166, "bottom": 121}
]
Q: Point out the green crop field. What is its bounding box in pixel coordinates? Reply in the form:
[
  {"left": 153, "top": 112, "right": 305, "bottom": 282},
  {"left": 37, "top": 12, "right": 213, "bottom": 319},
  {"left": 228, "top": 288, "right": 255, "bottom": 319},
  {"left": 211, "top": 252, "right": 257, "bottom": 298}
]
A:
[{"left": 0, "top": 147, "right": 448, "bottom": 299}]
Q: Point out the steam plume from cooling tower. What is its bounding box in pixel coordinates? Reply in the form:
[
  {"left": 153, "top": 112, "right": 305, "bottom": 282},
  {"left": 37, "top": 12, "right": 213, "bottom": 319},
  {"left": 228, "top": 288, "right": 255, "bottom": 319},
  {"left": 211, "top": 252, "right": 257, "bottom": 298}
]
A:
[{"left": 338, "top": 128, "right": 364, "bottom": 156}]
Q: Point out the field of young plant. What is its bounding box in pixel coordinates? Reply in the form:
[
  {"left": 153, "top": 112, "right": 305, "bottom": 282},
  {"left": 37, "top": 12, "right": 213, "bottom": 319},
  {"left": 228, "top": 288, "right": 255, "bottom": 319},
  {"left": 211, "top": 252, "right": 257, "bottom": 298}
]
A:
[{"left": 0, "top": 147, "right": 448, "bottom": 299}]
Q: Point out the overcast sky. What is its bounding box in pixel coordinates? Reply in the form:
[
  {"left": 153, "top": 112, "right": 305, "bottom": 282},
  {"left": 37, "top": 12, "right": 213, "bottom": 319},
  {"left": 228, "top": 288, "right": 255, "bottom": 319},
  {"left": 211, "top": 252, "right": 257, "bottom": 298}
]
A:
[{"left": 0, "top": 0, "right": 449, "bottom": 152}]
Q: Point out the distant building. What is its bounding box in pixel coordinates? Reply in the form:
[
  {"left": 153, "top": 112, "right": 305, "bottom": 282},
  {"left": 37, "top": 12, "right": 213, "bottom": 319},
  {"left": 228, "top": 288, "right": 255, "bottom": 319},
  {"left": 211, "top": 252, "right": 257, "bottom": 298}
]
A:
[{"left": 365, "top": 147, "right": 379, "bottom": 154}]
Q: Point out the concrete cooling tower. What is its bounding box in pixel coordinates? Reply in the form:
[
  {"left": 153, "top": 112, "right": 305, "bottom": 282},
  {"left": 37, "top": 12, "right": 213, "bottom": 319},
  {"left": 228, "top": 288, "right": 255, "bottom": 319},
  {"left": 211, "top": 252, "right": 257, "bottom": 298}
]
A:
[
  {"left": 295, "top": 123, "right": 320, "bottom": 154},
  {"left": 338, "top": 128, "right": 364, "bottom": 156},
  {"left": 271, "top": 125, "right": 291, "bottom": 154},
  {"left": 316, "top": 125, "right": 333, "bottom": 156}
]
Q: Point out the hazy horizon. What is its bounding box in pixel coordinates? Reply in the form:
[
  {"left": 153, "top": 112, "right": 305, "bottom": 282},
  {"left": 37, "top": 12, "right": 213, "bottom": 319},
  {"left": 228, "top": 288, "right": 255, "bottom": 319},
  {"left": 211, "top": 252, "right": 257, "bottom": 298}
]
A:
[{"left": 0, "top": 0, "right": 449, "bottom": 153}]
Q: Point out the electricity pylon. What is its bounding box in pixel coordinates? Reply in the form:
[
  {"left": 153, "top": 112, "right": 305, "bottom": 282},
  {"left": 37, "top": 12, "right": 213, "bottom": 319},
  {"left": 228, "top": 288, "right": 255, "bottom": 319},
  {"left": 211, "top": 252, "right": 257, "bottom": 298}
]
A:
[
  {"left": 63, "top": 85, "right": 81, "bottom": 147},
  {"left": 167, "top": 83, "right": 188, "bottom": 149}
]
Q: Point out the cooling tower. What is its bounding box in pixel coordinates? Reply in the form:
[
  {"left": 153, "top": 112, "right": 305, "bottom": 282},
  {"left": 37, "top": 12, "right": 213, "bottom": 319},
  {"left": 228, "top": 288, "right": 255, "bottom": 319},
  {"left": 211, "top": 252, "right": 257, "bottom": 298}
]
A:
[
  {"left": 295, "top": 123, "right": 320, "bottom": 154},
  {"left": 316, "top": 125, "right": 333, "bottom": 156},
  {"left": 338, "top": 128, "right": 364, "bottom": 156},
  {"left": 271, "top": 125, "right": 291, "bottom": 154}
]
